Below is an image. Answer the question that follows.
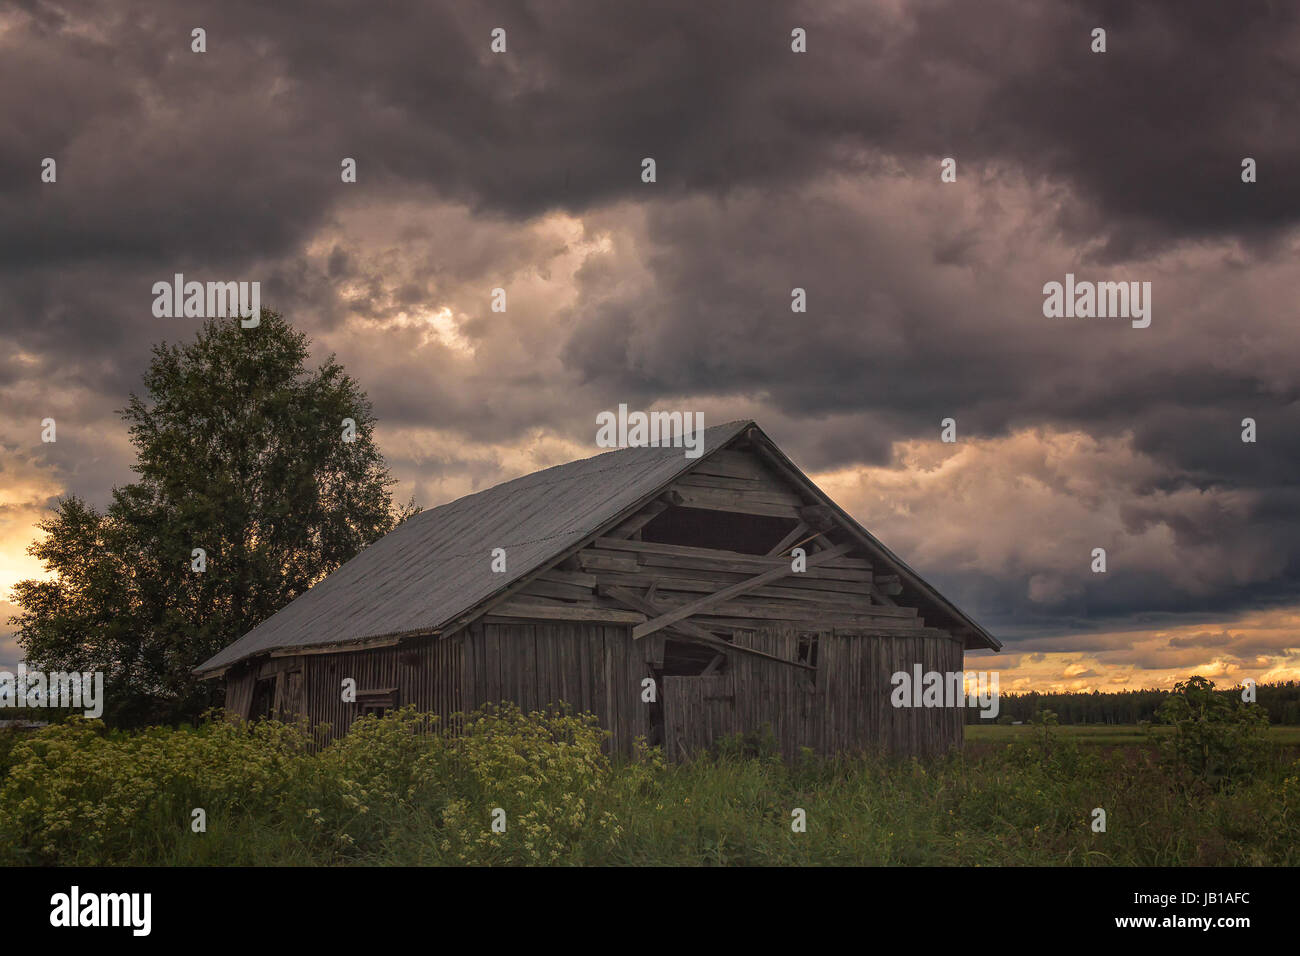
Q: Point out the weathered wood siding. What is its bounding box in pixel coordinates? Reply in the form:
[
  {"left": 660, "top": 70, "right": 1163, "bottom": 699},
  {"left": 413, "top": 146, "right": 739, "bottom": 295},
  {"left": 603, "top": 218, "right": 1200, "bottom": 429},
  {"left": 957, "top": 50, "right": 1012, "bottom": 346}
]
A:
[
  {"left": 463, "top": 621, "right": 655, "bottom": 756},
  {"left": 300, "top": 633, "right": 464, "bottom": 736},
  {"left": 225, "top": 623, "right": 654, "bottom": 754},
  {"left": 224, "top": 623, "right": 965, "bottom": 758},
  {"left": 224, "top": 632, "right": 464, "bottom": 738},
  {"left": 223, "top": 663, "right": 255, "bottom": 718},
  {"left": 662, "top": 625, "right": 965, "bottom": 760}
]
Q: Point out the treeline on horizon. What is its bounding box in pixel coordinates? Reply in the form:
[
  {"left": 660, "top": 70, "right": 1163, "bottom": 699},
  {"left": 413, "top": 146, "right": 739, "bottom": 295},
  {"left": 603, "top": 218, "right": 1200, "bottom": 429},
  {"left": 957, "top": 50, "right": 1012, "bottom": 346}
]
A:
[{"left": 964, "top": 680, "right": 1300, "bottom": 725}]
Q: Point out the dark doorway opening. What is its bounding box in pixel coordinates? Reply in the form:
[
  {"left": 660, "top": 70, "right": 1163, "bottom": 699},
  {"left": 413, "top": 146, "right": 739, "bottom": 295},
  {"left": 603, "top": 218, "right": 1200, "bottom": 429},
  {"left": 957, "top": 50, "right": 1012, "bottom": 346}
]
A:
[{"left": 250, "top": 677, "right": 277, "bottom": 721}]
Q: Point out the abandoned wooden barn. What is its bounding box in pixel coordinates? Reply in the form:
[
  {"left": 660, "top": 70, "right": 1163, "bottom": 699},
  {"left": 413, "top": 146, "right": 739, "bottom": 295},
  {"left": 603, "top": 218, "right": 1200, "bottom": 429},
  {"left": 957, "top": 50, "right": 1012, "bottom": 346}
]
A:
[{"left": 196, "top": 420, "right": 1000, "bottom": 759}]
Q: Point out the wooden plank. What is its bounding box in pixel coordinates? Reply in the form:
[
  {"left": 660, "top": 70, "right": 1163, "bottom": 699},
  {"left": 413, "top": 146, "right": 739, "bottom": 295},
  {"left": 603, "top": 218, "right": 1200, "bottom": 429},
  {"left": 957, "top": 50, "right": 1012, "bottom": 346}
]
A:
[
  {"left": 270, "top": 634, "right": 405, "bottom": 657},
  {"left": 686, "top": 605, "right": 916, "bottom": 626},
  {"left": 576, "top": 552, "right": 640, "bottom": 573},
  {"left": 626, "top": 581, "right": 882, "bottom": 609},
  {"left": 685, "top": 595, "right": 915, "bottom": 621},
  {"left": 632, "top": 541, "right": 854, "bottom": 639},
  {"left": 766, "top": 521, "right": 811, "bottom": 556},
  {"left": 520, "top": 623, "right": 537, "bottom": 712},
  {"left": 674, "top": 474, "right": 806, "bottom": 505},
  {"left": 518, "top": 578, "right": 596, "bottom": 602},
  {"left": 634, "top": 551, "right": 874, "bottom": 582},
  {"left": 537, "top": 569, "right": 598, "bottom": 588},
  {"left": 637, "top": 589, "right": 893, "bottom": 620},
  {"left": 589, "top": 568, "right": 880, "bottom": 597},
  {"left": 699, "top": 447, "right": 773, "bottom": 474},
  {"left": 668, "top": 486, "right": 800, "bottom": 518},
  {"left": 601, "top": 585, "right": 814, "bottom": 672},
  {"left": 696, "top": 616, "right": 932, "bottom": 635},
  {"left": 593, "top": 537, "right": 872, "bottom": 570},
  {"left": 688, "top": 450, "right": 771, "bottom": 481},
  {"left": 491, "top": 600, "right": 646, "bottom": 624}
]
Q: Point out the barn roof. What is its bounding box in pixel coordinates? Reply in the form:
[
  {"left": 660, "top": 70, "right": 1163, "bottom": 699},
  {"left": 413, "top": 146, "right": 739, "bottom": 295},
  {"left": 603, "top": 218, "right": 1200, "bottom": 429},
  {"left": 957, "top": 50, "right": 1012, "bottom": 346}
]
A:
[{"left": 196, "top": 420, "right": 997, "bottom": 675}]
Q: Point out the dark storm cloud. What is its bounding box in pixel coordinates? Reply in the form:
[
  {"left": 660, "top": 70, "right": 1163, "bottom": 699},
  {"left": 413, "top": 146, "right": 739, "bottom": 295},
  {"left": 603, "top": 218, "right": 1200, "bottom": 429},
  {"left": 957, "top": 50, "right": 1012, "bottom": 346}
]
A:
[
  {"left": 5, "top": 0, "right": 1296, "bottom": 288},
  {"left": 1, "top": 0, "right": 1298, "bottom": 650}
]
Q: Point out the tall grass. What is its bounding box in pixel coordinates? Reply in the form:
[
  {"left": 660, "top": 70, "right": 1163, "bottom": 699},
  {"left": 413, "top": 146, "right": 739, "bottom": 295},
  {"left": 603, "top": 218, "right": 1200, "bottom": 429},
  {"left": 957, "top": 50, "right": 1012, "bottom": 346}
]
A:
[{"left": 1, "top": 704, "right": 1297, "bottom": 866}]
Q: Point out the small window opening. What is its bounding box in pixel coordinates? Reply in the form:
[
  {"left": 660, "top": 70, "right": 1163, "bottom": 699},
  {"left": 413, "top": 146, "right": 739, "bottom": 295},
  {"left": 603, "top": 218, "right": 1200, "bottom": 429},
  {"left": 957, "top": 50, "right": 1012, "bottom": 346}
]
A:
[
  {"left": 661, "top": 638, "right": 728, "bottom": 676},
  {"left": 356, "top": 688, "right": 398, "bottom": 719}
]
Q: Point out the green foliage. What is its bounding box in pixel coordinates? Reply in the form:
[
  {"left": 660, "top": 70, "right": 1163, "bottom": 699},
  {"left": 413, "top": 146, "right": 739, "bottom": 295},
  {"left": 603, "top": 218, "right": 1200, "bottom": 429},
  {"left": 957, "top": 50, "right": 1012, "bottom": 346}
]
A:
[
  {"left": 715, "top": 722, "right": 781, "bottom": 762},
  {"left": 1155, "top": 675, "right": 1272, "bottom": 789},
  {"left": 0, "top": 714, "right": 312, "bottom": 864},
  {"left": 0, "top": 703, "right": 1297, "bottom": 867},
  {"left": 429, "top": 704, "right": 621, "bottom": 864},
  {"left": 8, "top": 313, "right": 414, "bottom": 724}
]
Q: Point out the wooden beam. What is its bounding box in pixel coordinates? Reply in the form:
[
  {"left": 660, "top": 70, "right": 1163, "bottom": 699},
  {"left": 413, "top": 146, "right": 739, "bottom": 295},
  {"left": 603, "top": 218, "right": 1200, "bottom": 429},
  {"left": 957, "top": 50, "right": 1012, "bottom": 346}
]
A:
[
  {"left": 600, "top": 585, "right": 815, "bottom": 672},
  {"left": 655, "top": 594, "right": 915, "bottom": 621},
  {"left": 536, "top": 569, "right": 598, "bottom": 588},
  {"left": 270, "top": 634, "right": 406, "bottom": 657},
  {"left": 687, "top": 450, "right": 770, "bottom": 480},
  {"left": 766, "top": 521, "right": 811, "bottom": 556},
  {"left": 635, "top": 552, "right": 872, "bottom": 583},
  {"left": 693, "top": 616, "right": 935, "bottom": 636},
  {"left": 519, "top": 579, "right": 596, "bottom": 602},
  {"left": 589, "top": 568, "right": 879, "bottom": 597},
  {"left": 594, "top": 536, "right": 871, "bottom": 569},
  {"left": 668, "top": 486, "right": 800, "bottom": 518},
  {"left": 674, "top": 473, "right": 805, "bottom": 505},
  {"left": 490, "top": 600, "right": 646, "bottom": 624},
  {"left": 576, "top": 552, "right": 639, "bottom": 573},
  {"left": 632, "top": 541, "right": 853, "bottom": 639},
  {"left": 600, "top": 579, "right": 891, "bottom": 611}
]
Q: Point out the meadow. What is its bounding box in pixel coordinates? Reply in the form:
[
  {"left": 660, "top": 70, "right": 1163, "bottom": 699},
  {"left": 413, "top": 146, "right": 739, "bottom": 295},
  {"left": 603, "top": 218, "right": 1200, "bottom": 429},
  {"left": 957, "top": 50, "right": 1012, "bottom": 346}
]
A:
[
  {"left": 966, "top": 722, "right": 1300, "bottom": 748},
  {"left": 1, "top": 698, "right": 1297, "bottom": 867}
]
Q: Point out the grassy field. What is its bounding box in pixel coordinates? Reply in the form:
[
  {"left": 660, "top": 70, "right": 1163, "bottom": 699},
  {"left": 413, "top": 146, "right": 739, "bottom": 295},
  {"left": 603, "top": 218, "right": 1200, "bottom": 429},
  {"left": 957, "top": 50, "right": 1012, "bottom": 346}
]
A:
[
  {"left": 2, "top": 707, "right": 1298, "bottom": 867},
  {"left": 966, "top": 722, "right": 1300, "bottom": 748}
]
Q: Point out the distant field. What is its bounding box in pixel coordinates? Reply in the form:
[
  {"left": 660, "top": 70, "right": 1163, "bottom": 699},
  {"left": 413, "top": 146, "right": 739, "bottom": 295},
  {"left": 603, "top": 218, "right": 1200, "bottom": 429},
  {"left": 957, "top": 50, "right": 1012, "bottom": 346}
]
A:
[{"left": 966, "top": 723, "right": 1300, "bottom": 747}]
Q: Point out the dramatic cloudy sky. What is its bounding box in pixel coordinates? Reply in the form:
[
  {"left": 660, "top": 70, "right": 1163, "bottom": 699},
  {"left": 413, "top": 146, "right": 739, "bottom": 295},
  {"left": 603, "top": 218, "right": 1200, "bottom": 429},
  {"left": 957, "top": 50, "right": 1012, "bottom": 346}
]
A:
[{"left": 3, "top": 0, "right": 1298, "bottom": 692}]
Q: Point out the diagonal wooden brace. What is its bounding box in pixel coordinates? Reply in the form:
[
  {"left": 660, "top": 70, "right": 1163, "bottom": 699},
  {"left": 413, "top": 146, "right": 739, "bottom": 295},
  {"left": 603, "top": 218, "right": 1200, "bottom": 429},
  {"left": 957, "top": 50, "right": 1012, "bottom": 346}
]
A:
[
  {"left": 630, "top": 540, "right": 854, "bottom": 639},
  {"left": 599, "top": 584, "right": 815, "bottom": 672}
]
